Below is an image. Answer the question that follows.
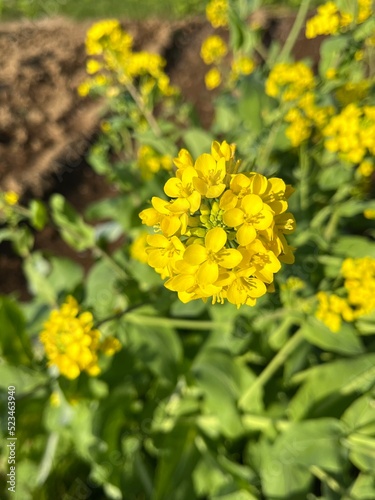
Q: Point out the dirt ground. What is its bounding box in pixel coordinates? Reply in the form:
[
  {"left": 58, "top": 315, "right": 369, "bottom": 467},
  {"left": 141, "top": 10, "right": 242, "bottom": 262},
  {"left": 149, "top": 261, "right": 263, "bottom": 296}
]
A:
[{"left": 0, "top": 11, "right": 323, "bottom": 299}]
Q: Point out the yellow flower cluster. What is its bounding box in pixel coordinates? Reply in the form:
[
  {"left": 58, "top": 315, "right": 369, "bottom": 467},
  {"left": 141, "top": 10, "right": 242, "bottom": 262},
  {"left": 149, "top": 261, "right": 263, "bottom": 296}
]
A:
[
  {"left": 78, "top": 19, "right": 176, "bottom": 98},
  {"left": 206, "top": 0, "right": 229, "bottom": 28},
  {"left": 139, "top": 141, "right": 295, "bottom": 307},
  {"left": 201, "top": 35, "right": 228, "bottom": 65},
  {"left": 316, "top": 257, "right": 375, "bottom": 332},
  {"left": 306, "top": 0, "right": 373, "bottom": 39},
  {"left": 323, "top": 104, "right": 375, "bottom": 164},
  {"left": 266, "top": 63, "right": 332, "bottom": 147},
  {"left": 335, "top": 80, "right": 371, "bottom": 106},
  {"left": 137, "top": 145, "right": 172, "bottom": 180},
  {"left": 40, "top": 296, "right": 121, "bottom": 380},
  {"left": 205, "top": 68, "right": 222, "bottom": 90},
  {"left": 266, "top": 62, "right": 315, "bottom": 102}
]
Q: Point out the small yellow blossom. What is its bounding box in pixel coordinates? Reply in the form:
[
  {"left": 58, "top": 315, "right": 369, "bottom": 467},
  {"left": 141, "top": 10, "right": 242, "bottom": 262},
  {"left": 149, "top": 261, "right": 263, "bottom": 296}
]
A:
[
  {"left": 358, "top": 159, "right": 374, "bottom": 177},
  {"left": 130, "top": 233, "right": 149, "bottom": 263},
  {"left": 205, "top": 68, "right": 222, "bottom": 90},
  {"left": 4, "top": 191, "right": 19, "bottom": 206},
  {"left": 206, "top": 0, "right": 228, "bottom": 28},
  {"left": 200, "top": 35, "right": 228, "bottom": 65},
  {"left": 137, "top": 145, "right": 172, "bottom": 180},
  {"left": 40, "top": 296, "right": 121, "bottom": 379},
  {"left": 364, "top": 209, "right": 375, "bottom": 219}
]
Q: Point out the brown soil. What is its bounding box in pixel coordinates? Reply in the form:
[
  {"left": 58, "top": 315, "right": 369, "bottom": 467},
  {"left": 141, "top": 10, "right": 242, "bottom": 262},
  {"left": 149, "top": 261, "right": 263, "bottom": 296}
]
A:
[{"left": 0, "top": 12, "right": 323, "bottom": 299}]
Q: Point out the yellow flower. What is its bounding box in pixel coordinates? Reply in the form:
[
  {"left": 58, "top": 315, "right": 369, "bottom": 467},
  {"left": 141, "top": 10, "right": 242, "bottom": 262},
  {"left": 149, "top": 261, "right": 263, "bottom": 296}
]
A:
[
  {"left": 205, "top": 68, "right": 222, "bottom": 90},
  {"left": 358, "top": 159, "right": 374, "bottom": 177},
  {"left": 200, "top": 35, "right": 228, "bottom": 65},
  {"left": 4, "top": 191, "right": 19, "bottom": 206},
  {"left": 137, "top": 145, "right": 172, "bottom": 180},
  {"left": 130, "top": 233, "right": 149, "bottom": 263},
  {"left": 139, "top": 141, "right": 295, "bottom": 307},
  {"left": 230, "top": 56, "right": 255, "bottom": 81},
  {"left": 40, "top": 296, "right": 120, "bottom": 379},
  {"left": 364, "top": 209, "right": 375, "bottom": 219},
  {"left": 206, "top": 0, "right": 228, "bottom": 28}
]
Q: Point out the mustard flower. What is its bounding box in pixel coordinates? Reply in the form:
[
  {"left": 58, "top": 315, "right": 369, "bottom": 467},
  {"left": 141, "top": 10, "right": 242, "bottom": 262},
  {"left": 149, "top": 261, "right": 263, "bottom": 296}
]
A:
[
  {"left": 200, "top": 35, "right": 228, "bottom": 66},
  {"left": 206, "top": 0, "right": 228, "bottom": 28},
  {"left": 139, "top": 141, "right": 295, "bottom": 307},
  {"left": 205, "top": 68, "right": 222, "bottom": 90},
  {"left": 3, "top": 191, "right": 19, "bottom": 206},
  {"left": 40, "top": 296, "right": 121, "bottom": 379},
  {"left": 137, "top": 145, "right": 172, "bottom": 180}
]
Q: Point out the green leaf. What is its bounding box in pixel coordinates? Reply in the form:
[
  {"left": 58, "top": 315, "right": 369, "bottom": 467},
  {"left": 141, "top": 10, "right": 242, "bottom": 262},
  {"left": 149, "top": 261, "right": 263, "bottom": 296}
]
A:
[
  {"left": 258, "top": 438, "right": 312, "bottom": 499},
  {"left": 153, "top": 421, "right": 199, "bottom": 500},
  {"left": 0, "top": 364, "right": 47, "bottom": 395},
  {"left": 318, "top": 164, "right": 352, "bottom": 191},
  {"left": 126, "top": 321, "right": 182, "bottom": 382},
  {"left": 319, "top": 36, "right": 348, "bottom": 78},
  {"left": 342, "top": 394, "right": 375, "bottom": 436},
  {"left": 23, "top": 253, "right": 56, "bottom": 304},
  {"left": 48, "top": 257, "right": 84, "bottom": 294},
  {"left": 301, "top": 317, "right": 364, "bottom": 356},
  {"left": 0, "top": 296, "right": 33, "bottom": 365},
  {"left": 50, "top": 194, "right": 95, "bottom": 251},
  {"left": 349, "top": 473, "right": 375, "bottom": 499},
  {"left": 183, "top": 128, "right": 213, "bottom": 158},
  {"left": 192, "top": 348, "right": 253, "bottom": 438},
  {"left": 289, "top": 354, "right": 375, "bottom": 420},
  {"left": 29, "top": 199, "right": 48, "bottom": 230},
  {"left": 12, "top": 226, "right": 34, "bottom": 257},
  {"left": 332, "top": 237, "right": 375, "bottom": 259}
]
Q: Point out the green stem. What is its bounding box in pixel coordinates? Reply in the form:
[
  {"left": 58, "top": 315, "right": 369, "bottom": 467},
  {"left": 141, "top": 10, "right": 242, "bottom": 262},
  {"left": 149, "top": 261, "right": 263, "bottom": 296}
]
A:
[
  {"left": 125, "top": 81, "right": 162, "bottom": 137},
  {"left": 299, "top": 143, "right": 310, "bottom": 211},
  {"left": 125, "top": 313, "right": 224, "bottom": 331},
  {"left": 94, "top": 246, "right": 128, "bottom": 280},
  {"left": 94, "top": 302, "right": 148, "bottom": 328},
  {"left": 277, "top": 0, "right": 312, "bottom": 63},
  {"left": 239, "top": 328, "right": 305, "bottom": 409},
  {"left": 324, "top": 210, "right": 340, "bottom": 242},
  {"left": 37, "top": 432, "right": 59, "bottom": 485},
  {"left": 309, "top": 465, "right": 346, "bottom": 495}
]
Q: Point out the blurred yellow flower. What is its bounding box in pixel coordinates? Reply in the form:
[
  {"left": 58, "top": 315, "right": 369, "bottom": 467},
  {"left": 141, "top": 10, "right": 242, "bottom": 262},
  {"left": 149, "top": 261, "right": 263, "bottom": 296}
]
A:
[
  {"left": 205, "top": 68, "right": 222, "bottom": 90},
  {"left": 40, "top": 296, "right": 121, "bottom": 379}
]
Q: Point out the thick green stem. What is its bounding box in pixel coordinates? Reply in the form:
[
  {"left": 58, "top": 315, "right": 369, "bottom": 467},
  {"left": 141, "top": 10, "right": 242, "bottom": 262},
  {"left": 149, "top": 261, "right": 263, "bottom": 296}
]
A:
[
  {"left": 277, "top": 0, "right": 312, "bottom": 63},
  {"left": 239, "top": 328, "right": 305, "bottom": 409}
]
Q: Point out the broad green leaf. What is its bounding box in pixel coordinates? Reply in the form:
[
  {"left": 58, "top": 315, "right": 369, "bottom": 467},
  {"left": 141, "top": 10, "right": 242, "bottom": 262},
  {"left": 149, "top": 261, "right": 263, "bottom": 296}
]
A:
[
  {"left": 349, "top": 473, "right": 375, "bottom": 499},
  {"left": 183, "top": 128, "right": 213, "bottom": 158},
  {"left": 153, "top": 421, "right": 199, "bottom": 500},
  {"left": 258, "top": 438, "right": 312, "bottom": 499},
  {"left": 48, "top": 257, "right": 84, "bottom": 294},
  {"left": 0, "top": 364, "right": 47, "bottom": 395},
  {"left": 29, "top": 199, "right": 48, "bottom": 230},
  {"left": 289, "top": 354, "right": 375, "bottom": 420},
  {"left": 192, "top": 348, "right": 252, "bottom": 438},
  {"left": 342, "top": 394, "right": 375, "bottom": 436},
  {"left": 23, "top": 253, "right": 56, "bottom": 304},
  {"left": 345, "top": 433, "right": 375, "bottom": 472},
  {"left": 332, "top": 237, "right": 375, "bottom": 259},
  {"left": 0, "top": 296, "right": 33, "bottom": 365},
  {"left": 301, "top": 317, "right": 364, "bottom": 356},
  {"left": 318, "top": 164, "right": 352, "bottom": 191},
  {"left": 126, "top": 322, "right": 182, "bottom": 382},
  {"left": 50, "top": 194, "right": 95, "bottom": 251}
]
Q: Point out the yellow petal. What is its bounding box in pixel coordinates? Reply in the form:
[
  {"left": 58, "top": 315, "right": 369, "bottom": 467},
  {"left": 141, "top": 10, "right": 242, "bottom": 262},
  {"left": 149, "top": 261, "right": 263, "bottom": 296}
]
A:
[
  {"left": 195, "top": 153, "right": 216, "bottom": 175},
  {"left": 188, "top": 191, "right": 201, "bottom": 213},
  {"left": 241, "top": 194, "right": 263, "bottom": 215},
  {"left": 147, "top": 234, "right": 169, "bottom": 248},
  {"left": 197, "top": 260, "right": 219, "bottom": 285},
  {"left": 237, "top": 224, "right": 257, "bottom": 246},
  {"left": 165, "top": 274, "right": 196, "bottom": 292},
  {"left": 152, "top": 197, "right": 170, "bottom": 214},
  {"left": 254, "top": 208, "right": 274, "bottom": 230},
  {"left": 193, "top": 176, "right": 208, "bottom": 195},
  {"left": 223, "top": 208, "right": 244, "bottom": 227},
  {"left": 206, "top": 183, "right": 226, "bottom": 198},
  {"left": 184, "top": 244, "right": 208, "bottom": 265},
  {"left": 219, "top": 189, "right": 237, "bottom": 210},
  {"left": 164, "top": 178, "right": 182, "bottom": 198},
  {"left": 205, "top": 227, "right": 227, "bottom": 253},
  {"left": 217, "top": 248, "right": 243, "bottom": 268}
]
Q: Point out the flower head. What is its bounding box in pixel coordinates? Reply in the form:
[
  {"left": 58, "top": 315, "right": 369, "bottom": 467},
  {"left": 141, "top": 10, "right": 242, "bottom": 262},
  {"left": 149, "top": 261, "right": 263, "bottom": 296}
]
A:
[
  {"left": 139, "top": 141, "right": 295, "bottom": 307},
  {"left": 40, "top": 296, "right": 121, "bottom": 379}
]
